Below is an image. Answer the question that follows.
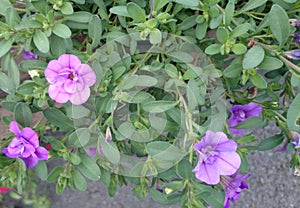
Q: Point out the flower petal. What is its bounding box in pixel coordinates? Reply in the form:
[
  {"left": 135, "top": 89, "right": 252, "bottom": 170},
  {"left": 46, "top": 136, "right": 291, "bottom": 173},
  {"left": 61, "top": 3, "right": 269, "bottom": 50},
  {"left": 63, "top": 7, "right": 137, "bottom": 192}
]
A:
[
  {"left": 244, "top": 102, "right": 262, "bottom": 118},
  {"left": 78, "top": 64, "right": 96, "bottom": 87},
  {"left": 22, "top": 154, "right": 38, "bottom": 168},
  {"left": 69, "top": 86, "right": 90, "bottom": 105},
  {"left": 193, "top": 162, "right": 220, "bottom": 185},
  {"left": 214, "top": 137, "right": 237, "bottom": 152},
  {"left": 45, "top": 60, "right": 62, "bottom": 83},
  {"left": 35, "top": 146, "right": 48, "bottom": 160},
  {"left": 58, "top": 54, "right": 82, "bottom": 70},
  {"left": 22, "top": 143, "right": 36, "bottom": 158},
  {"left": 21, "top": 128, "right": 39, "bottom": 148},
  {"left": 48, "top": 84, "right": 70, "bottom": 103},
  {"left": 215, "top": 152, "right": 241, "bottom": 175},
  {"left": 9, "top": 121, "right": 21, "bottom": 137},
  {"left": 63, "top": 79, "right": 77, "bottom": 93}
]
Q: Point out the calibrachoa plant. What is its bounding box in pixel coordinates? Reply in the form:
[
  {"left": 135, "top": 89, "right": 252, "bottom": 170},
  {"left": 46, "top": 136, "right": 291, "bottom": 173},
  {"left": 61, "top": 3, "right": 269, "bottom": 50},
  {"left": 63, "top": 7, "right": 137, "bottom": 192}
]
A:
[{"left": 1, "top": 0, "right": 300, "bottom": 208}]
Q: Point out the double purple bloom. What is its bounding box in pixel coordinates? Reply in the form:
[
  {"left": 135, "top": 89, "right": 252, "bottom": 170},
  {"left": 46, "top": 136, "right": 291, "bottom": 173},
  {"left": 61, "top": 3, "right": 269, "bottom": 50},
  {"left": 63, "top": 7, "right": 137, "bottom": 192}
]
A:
[
  {"left": 221, "top": 172, "right": 250, "bottom": 208},
  {"left": 192, "top": 130, "right": 241, "bottom": 185},
  {"left": 2, "top": 121, "right": 48, "bottom": 168},
  {"left": 45, "top": 54, "right": 96, "bottom": 105},
  {"left": 228, "top": 102, "right": 262, "bottom": 134}
]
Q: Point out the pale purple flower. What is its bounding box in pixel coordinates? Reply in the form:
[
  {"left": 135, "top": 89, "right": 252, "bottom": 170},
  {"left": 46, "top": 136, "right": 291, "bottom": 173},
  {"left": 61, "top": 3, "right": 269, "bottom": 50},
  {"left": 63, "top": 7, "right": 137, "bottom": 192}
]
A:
[
  {"left": 2, "top": 121, "right": 48, "bottom": 168},
  {"left": 290, "top": 19, "right": 300, "bottom": 27},
  {"left": 285, "top": 49, "right": 300, "bottom": 60},
  {"left": 22, "top": 50, "right": 38, "bottom": 60},
  {"left": 220, "top": 172, "right": 250, "bottom": 208},
  {"left": 228, "top": 102, "right": 262, "bottom": 134},
  {"left": 294, "top": 33, "right": 300, "bottom": 45},
  {"left": 45, "top": 54, "right": 96, "bottom": 105},
  {"left": 192, "top": 130, "right": 241, "bottom": 185},
  {"left": 291, "top": 131, "right": 300, "bottom": 149}
]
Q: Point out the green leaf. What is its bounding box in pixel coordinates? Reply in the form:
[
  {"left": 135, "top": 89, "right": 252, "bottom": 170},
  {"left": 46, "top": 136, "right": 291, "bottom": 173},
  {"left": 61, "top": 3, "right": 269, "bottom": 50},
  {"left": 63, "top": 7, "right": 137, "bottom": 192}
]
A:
[
  {"left": 0, "top": 39, "right": 14, "bottom": 57},
  {"left": 250, "top": 73, "right": 267, "bottom": 89},
  {"left": 233, "top": 116, "right": 267, "bottom": 129},
  {"left": 177, "top": 15, "right": 197, "bottom": 31},
  {"left": 269, "top": 4, "right": 290, "bottom": 46},
  {"left": 14, "top": 102, "right": 32, "bottom": 127},
  {"left": 224, "top": 1, "right": 234, "bottom": 25},
  {"left": 88, "top": 15, "right": 102, "bottom": 46},
  {"left": 60, "top": 2, "right": 74, "bottom": 15},
  {"left": 154, "top": 0, "right": 170, "bottom": 11},
  {"left": 102, "top": 141, "right": 121, "bottom": 164},
  {"left": 224, "top": 56, "right": 243, "bottom": 78},
  {"left": 34, "top": 161, "right": 48, "bottom": 181},
  {"left": 69, "top": 128, "right": 91, "bottom": 147},
  {"left": 119, "top": 75, "right": 158, "bottom": 90},
  {"left": 8, "top": 57, "right": 20, "bottom": 87},
  {"left": 168, "top": 51, "right": 194, "bottom": 63},
  {"left": 230, "top": 23, "right": 250, "bottom": 38},
  {"left": 176, "top": 159, "right": 193, "bottom": 179},
  {"left": 43, "top": 108, "right": 74, "bottom": 131},
  {"left": 142, "top": 100, "right": 178, "bottom": 113},
  {"left": 47, "top": 166, "right": 64, "bottom": 182},
  {"left": 33, "top": 30, "right": 49, "bottom": 53},
  {"left": 287, "top": 93, "right": 300, "bottom": 131},
  {"left": 78, "top": 154, "right": 101, "bottom": 181},
  {"left": 283, "top": 0, "right": 297, "bottom": 3},
  {"left": 73, "top": 170, "right": 87, "bottom": 191},
  {"left": 232, "top": 44, "right": 247, "bottom": 55},
  {"left": 216, "top": 27, "right": 229, "bottom": 44},
  {"left": 150, "top": 29, "right": 162, "bottom": 45},
  {"left": 238, "top": 0, "right": 268, "bottom": 13},
  {"left": 70, "top": 153, "right": 82, "bottom": 165},
  {"left": 258, "top": 134, "right": 284, "bottom": 151},
  {"left": 173, "top": 0, "right": 199, "bottom": 7},
  {"left": 0, "top": 72, "right": 14, "bottom": 93},
  {"left": 127, "top": 2, "right": 146, "bottom": 22},
  {"left": 109, "top": 6, "right": 129, "bottom": 17},
  {"left": 65, "top": 12, "right": 92, "bottom": 23},
  {"left": 53, "top": 24, "right": 72, "bottom": 38},
  {"left": 205, "top": 44, "right": 221, "bottom": 55},
  {"left": 242, "top": 45, "right": 265, "bottom": 69},
  {"left": 195, "top": 22, "right": 208, "bottom": 40},
  {"left": 194, "top": 183, "right": 225, "bottom": 208},
  {"left": 257, "top": 56, "right": 283, "bottom": 70},
  {"left": 94, "top": 0, "right": 109, "bottom": 20},
  {"left": 146, "top": 141, "right": 184, "bottom": 161},
  {"left": 19, "top": 60, "right": 48, "bottom": 72}
]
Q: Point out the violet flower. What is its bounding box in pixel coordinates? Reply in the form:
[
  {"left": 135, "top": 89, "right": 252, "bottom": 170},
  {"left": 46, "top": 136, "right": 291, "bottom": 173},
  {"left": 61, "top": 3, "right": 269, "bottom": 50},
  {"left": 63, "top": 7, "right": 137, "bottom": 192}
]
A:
[
  {"left": 294, "top": 33, "right": 300, "bottom": 45},
  {"left": 45, "top": 54, "right": 96, "bottom": 105},
  {"left": 192, "top": 130, "right": 241, "bottom": 185},
  {"left": 290, "top": 131, "right": 300, "bottom": 149},
  {"left": 285, "top": 49, "right": 300, "bottom": 60},
  {"left": 228, "top": 102, "right": 262, "bottom": 134},
  {"left": 220, "top": 172, "right": 250, "bottom": 208},
  {"left": 22, "top": 50, "right": 38, "bottom": 60},
  {"left": 2, "top": 121, "right": 48, "bottom": 168}
]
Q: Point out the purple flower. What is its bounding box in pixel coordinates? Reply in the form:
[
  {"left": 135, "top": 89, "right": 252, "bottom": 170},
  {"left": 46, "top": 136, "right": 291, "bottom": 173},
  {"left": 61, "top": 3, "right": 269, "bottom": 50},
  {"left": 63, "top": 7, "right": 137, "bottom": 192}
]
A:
[
  {"left": 220, "top": 172, "right": 250, "bottom": 208},
  {"left": 228, "top": 102, "right": 262, "bottom": 134},
  {"left": 22, "top": 50, "right": 38, "bottom": 60},
  {"left": 294, "top": 33, "right": 300, "bottom": 45},
  {"left": 2, "top": 121, "right": 48, "bottom": 168},
  {"left": 290, "top": 19, "right": 300, "bottom": 27},
  {"left": 192, "top": 130, "right": 241, "bottom": 185},
  {"left": 285, "top": 49, "right": 300, "bottom": 60},
  {"left": 290, "top": 131, "right": 300, "bottom": 149},
  {"left": 45, "top": 54, "right": 96, "bottom": 105}
]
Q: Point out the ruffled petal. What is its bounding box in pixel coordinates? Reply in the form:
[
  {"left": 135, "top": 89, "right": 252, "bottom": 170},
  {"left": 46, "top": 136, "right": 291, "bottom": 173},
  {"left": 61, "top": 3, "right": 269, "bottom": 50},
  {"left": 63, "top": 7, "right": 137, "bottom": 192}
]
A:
[
  {"left": 214, "top": 138, "right": 237, "bottom": 152},
  {"left": 9, "top": 121, "right": 21, "bottom": 137},
  {"left": 204, "top": 131, "right": 229, "bottom": 149},
  {"left": 45, "top": 60, "right": 63, "bottom": 83},
  {"left": 69, "top": 86, "right": 90, "bottom": 105},
  {"left": 215, "top": 152, "right": 241, "bottom": 175},
  {"left": 63, "top": 79, "right": 77, "bottom": 93},
  {"left": 48, "top": 84, "right": 70, "bottom": 103},
  {"left": 2, "top": 147, "right": 19, "bottom": 158},
  {"left": 21, "top": 128, "right": 39, "bottom": 147},
  {"left": 244, "top": 102, "right": 262, "bottom": 118},
  {"left": 22, "top": 143, "right": 36, "bottom": 158},
  {"left": 35, "top": 146, "right": 48, "bottom": 160},
  {"left": 193, "top": 162, "right": 220, "bottom": 185},
  {"left": 78, "top": 64, "right": 96, "bottom": 87},
  {"left": 58, "top": 54, "right": 82, "bottom": 69},
  {"left": 22, "top": 154, "right": 38, "bottom": 168}
]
